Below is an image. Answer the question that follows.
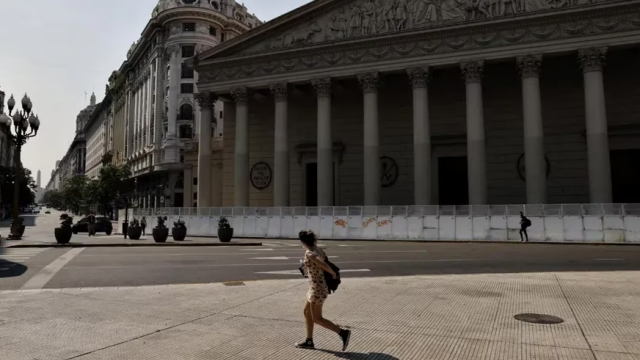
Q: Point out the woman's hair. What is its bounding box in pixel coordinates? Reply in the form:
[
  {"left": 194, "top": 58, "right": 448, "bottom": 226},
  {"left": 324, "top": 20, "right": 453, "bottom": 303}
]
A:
[{"left": 299, "top": 229, "right": 317, "bottom": 246}]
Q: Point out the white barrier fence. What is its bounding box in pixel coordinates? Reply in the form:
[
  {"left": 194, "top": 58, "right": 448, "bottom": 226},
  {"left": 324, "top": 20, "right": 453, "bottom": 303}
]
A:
[{"left": 117, "top": 204, "right": 640, "bottom": 243}]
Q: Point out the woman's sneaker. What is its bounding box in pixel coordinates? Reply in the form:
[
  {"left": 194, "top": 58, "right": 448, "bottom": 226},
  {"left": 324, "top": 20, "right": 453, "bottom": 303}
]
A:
[
  {"left": 339, "top": 329, "right": 351, "bottom": 351},
  {"left": 295, "top": 339, "right": 314, "bottom": 349}
]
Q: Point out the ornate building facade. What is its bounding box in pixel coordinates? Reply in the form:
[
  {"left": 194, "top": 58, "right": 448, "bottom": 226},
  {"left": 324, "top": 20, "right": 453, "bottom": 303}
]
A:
[
  {"left": 105, "top": 0, "right": 261, "bottom": 208},
  {"left": 192, "top": 0, "right": 640, "bottom": 207}
]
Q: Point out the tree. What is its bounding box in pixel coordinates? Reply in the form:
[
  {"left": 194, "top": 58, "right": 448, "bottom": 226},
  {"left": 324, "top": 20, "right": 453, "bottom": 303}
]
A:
[
  {"left": 61, "top": 176, "right": 87, "bottom": 215},
  {"left": 94, "top": 164, "right": 131, "bottom": 215},
  {"left": 0, "top": 166, "right": 37, "bottom": 209},
  {"left": 43, "top": 189, "right": 64, "bottom": 209}
]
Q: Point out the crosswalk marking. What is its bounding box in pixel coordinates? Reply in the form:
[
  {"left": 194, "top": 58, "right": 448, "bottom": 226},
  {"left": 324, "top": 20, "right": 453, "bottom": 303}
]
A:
[
  {"left": 0, "top": 248, "right": 47, "bottom": 264},
  {"left": 262, "top": 241, "right": 325, "bottom": 248}
]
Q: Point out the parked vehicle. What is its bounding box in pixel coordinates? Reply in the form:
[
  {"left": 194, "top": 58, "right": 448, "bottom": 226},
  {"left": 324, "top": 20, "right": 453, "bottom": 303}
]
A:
[{"left": 72, "top": 216, "right": 113, "bottom": 235}]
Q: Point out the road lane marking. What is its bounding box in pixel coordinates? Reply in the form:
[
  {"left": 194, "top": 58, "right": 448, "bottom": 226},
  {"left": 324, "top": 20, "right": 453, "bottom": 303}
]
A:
[
  {"left": 64, "top": 258, "right": 486, "bottom": 269},
  {"left": 256, "top": 269, "right": 370, "bottom": 275},
  {"left": 78, "top": 250, "right": 432, "bottom": 257},
  {"left": 0, "top": 248, "right": 47, "bottom": 263},
  {"left": 21, "top": 248, "right": 86, "bottom": 290},
  {"left": 241, "top": 248, "right": 274, "bottom": 251},
  {"left": 594, "top": 258, "right": 623, "bottom": 261},
  {"left": 250, "top": 256, "right": 339, "bottom": 260}
]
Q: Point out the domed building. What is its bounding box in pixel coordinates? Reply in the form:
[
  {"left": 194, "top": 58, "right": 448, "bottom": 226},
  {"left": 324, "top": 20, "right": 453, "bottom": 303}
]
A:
[{"left": 106, "top": 0, "right": 261, "bottom": 208}]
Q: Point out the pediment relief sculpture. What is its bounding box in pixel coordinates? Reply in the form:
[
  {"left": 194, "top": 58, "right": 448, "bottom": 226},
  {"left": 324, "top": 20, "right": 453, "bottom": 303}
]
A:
[{"left": 259, "top": 0, "right": 607, "bottom": 52}]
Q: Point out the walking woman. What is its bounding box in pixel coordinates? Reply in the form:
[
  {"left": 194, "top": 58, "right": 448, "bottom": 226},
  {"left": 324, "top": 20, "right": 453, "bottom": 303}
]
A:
[{"left": 296, "top": 230, "right": 351, "bottom": 351}]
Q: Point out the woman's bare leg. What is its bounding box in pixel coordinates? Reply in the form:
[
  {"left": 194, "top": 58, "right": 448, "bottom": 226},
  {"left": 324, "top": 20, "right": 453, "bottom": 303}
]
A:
[
  {"left": 310, "top": 302, "right": 340, "bottom": 334},
  {"left": 303, "top": 301, "right": 314, "bottom": 339}
]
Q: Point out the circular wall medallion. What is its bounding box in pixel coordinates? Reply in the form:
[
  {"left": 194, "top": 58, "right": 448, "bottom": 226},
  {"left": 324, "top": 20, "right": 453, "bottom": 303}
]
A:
[
  {"left": 517, "top": 153, "right": 551, "bottom": 182},
  {"left": 514, "top": 313, "right": 564, "bottom": 324},
  {"left": 380, "top": 156, "right": 399, "bottom": 188},
  {"left": 250, "top": 162, "right": 272, "bottom": 190}
]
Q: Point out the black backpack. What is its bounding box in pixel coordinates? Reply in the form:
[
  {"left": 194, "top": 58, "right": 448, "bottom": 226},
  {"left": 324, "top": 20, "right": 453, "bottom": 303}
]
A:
[
  {"left": 523, "top": 218, "right": 532, "bottom": 227},
  {"left": 323, "top": 257, "right": 341, "bottom": 294}
]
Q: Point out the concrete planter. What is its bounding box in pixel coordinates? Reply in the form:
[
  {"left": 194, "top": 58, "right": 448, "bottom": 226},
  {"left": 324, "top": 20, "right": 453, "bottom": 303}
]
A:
[
  {"left": 153, "top": 228, "right": 169, "bottom": 243},
  {"left": 217, "top": 228, "right": 234, "bottom": 242},
  {"left": 54, "top": 228, "right": 72, "bottom": 244},
  {"left": 128, "top": 226, "right": 142, "bottom": 240},
  {"left": 172, "top": 227, "right": 187, "bottom": 241}
]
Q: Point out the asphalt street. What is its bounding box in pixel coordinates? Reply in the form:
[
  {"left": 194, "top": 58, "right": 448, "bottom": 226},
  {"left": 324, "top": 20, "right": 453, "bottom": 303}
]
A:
[{"left": 3, "top": 236, "right": 640, "bottom": 290}]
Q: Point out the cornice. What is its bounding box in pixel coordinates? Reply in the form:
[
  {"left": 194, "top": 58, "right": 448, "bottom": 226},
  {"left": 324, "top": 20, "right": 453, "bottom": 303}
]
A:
[
  {"left": 198, "top": 2, "right": 640, "bottom": 83},
  {"left": 157, "top": 8, "right": 253, "bottom": 32}
]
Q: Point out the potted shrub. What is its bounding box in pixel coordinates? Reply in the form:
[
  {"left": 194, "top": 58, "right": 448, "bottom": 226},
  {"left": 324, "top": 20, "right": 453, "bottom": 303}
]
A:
[
  {"left": 172, "top": 217, "right": 187, "bottom": 241},
  {"left": 152, "top": 216, "right": 169, "bottom": 243},
  {"left": 128, "top": 218, "right": 142, "bottom": 240},
  {"left": 54, "top": 214, "right": 73, "bottom": 244},
  {"left": 217, "top": 216, "right": 233, "bottom": 243}
]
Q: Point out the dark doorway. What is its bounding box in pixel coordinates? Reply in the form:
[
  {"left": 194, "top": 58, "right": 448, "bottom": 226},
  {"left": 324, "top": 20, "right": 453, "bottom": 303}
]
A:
[
  {"left": 174, "top": 193, "right": 184, "bottom": 208},
  {"left": 610, "top": 149, "right": 640, "bottom": 203},
  {"left": 305, "top": 162, "right": 336, "bottom": 206},
  {"left": 438, "top": 156, "right": 469, "bottom": 205},
  {"left": 306, "top": 163, "right": 318, "bottom": 207}
]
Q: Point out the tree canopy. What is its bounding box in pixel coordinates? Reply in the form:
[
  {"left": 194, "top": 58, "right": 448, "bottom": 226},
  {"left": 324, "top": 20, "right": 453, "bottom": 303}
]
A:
[
  {"left": 0, "top": 166, "right": 37, "bottom": 208},
  {"left": 43, "top": 164, "right": 131, "bottom": 215}
]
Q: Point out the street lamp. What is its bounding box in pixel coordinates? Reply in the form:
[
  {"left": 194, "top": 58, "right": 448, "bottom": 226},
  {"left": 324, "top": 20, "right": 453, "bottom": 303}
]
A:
[{"left": 0, "top": 94, "right": 40, "bottom": 240}]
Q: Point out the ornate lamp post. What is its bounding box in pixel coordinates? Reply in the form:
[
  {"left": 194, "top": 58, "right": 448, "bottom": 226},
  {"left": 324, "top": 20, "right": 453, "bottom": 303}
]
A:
[{"left": 0, "top": 94, "right": 40, "bottom": 240}]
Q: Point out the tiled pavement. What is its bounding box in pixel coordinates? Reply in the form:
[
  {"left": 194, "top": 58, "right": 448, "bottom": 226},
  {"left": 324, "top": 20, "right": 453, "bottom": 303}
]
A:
[{"left": 1, "top": 272, "right": 639, "bottom": 359}]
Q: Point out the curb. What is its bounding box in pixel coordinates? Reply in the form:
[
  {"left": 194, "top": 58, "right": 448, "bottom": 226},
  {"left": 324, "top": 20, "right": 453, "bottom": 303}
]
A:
[
  {"left": 5, "top": 242, "right": 263, "bottom": 248},
  {"left": 215, "top": 237, "right": 640, "bottom": 246}
]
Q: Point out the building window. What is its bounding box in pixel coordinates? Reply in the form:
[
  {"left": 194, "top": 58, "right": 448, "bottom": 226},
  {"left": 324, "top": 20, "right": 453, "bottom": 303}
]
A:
[
  {"left": 209, "top": 26, "right": 217, "bottom": 36},
  {"left": 181, "top": 63, "right": 194, "bottom": 79},
  {"left": 179, "top": 104, "right": 194, "bottom": 120},
  {"left": 181, "top": 45, "right": 195, "bottom": 58},
  {"left": 219, "top": 111, "right": 223, "bottom": 119},
  {"left": 193, "top": 177, "right": 198, "bottom": 186},
  {"left": 180, "top": 83, "right": 194, "bottom": 94},
  {"left": 221, "top": 33, "right": 225, "bottom": 42},
  {"left": 182, "top": 23, "right": 196, "bottom": 32},
  {"left": 183, "top": 0, "right": 197, "bottom": 3},
  {"left": 193, "top": 192, "right": 197, "bottom": 200}
]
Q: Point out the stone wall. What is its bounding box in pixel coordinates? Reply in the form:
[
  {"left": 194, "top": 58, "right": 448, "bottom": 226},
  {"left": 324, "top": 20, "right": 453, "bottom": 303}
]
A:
[{"left": 221, "top": 49, "right": 640, "bottom": 207}]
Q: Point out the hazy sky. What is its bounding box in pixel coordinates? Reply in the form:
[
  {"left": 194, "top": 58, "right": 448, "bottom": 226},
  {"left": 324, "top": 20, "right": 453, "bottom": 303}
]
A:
[{"left": 0, "top": 0, "right": 310, "bottom": 186}]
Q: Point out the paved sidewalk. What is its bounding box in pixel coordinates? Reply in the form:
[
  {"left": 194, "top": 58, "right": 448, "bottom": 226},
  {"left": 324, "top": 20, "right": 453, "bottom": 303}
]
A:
[{"left": 1, "top": 272, "right": 639, "bottom": 359}]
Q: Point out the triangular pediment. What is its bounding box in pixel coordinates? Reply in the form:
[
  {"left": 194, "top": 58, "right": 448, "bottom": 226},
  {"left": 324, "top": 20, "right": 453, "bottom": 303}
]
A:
[{"left": 198, "top": 0, "right": 621, "bottom": 62}]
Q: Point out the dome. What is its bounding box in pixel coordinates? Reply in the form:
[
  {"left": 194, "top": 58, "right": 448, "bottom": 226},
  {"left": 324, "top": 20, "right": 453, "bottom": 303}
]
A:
[{"left": 152, "top": 0, "right": 233, "bottom": 18}]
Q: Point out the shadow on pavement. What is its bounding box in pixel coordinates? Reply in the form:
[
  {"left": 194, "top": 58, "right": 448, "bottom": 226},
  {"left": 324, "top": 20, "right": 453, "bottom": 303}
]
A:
[
  {"left": 318, "top": 350, "right": 399, "bottom": 360},
  {"left": 0, "top": 260, "right": 27, "bottom": 278}
]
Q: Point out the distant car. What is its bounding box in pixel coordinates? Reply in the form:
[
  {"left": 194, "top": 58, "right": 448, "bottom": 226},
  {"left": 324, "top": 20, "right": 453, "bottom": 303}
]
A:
[
  {"left": 72, "top": 217, "right": 113, "bottom": 235},
  {"left": 45, "top": 210, "right": 51, "bottom": 214}
]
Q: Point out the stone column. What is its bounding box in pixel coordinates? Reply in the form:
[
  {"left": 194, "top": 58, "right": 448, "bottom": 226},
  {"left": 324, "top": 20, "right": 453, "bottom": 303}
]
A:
[
  {"left": 164, "top": 44, "right": 181, "bottom": 163},
  {"left": 579, "top": 47, "right": 612, "bottom": 203},
  {"left": 195, "top": 92, "right": 217, "bottom": 208},
  {"left": 312, "top": 78, "right": 333, "bottom": 206},
  {"left": 460, "top": 60, "right": 488, "bottom": 205},
  {"left": 270, "top": 83, "right": 290, "bottom": 207},
  {"left": 517, "top": 55, "right": 547, "bottom": 204},
  {"left": 407, "top": 67, "right": 432, "bottom": 205},
  {"left": 357, "top": 73, "right": 381, "bottom": 206},
  {"left": 232, "top": 88, "right": 250, "bottom": 206}
]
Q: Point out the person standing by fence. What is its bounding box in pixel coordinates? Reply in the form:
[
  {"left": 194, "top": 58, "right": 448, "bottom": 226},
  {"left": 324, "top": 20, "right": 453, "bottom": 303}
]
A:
[{"left": 520, "top": 212, "right": 531, "bottom": 242}]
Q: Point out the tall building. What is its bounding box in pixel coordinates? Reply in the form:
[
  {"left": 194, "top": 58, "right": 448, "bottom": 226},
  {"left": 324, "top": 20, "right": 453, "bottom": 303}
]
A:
[
  {"left": 36, "top": 170, "right": 41, "bottom": 188},
  {"left": 105, "top": 0, "right": 261, "bottom": 208},
  {"left": 0, "top": 88, "right": 14, "bottom": 168}
]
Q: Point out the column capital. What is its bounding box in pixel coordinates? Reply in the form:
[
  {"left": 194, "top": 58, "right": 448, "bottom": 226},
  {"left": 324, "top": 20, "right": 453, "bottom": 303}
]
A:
[
  {"left": 312, "top": 78, "right": 332, "bottom": 98},
  {"left": 357, "top": 72, "right": 380, "bottom": 94},
  {"left": 578, "top": 47, "right": 608, "bottom": 73},
  {"left": 406, "top": 67, "right": 430, "bottom": 89},
  {"left": 460, "top": 60, "right": 484, "bottom": 84},
  {"left": 269, "top": 83, "right": 289, "bottom": 102},
  {"left": 516, "top": 54, "right": 543, "bottom": 79},
  {"left": 164, "top": 44, "right": 180, "bottom": 61},
  {"left": 231, "top": 87, "right": 251, "bottom": 104},
  {"left": 195, "top": 92, "right": 218, "bottom": 109}
]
